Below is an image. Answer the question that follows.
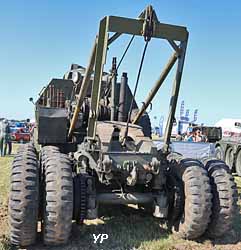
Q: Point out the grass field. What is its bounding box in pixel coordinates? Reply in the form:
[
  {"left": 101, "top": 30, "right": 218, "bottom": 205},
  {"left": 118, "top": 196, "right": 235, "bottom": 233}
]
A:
[
  {"left": 0, "top": 145, "right": 16, "bottom": 250},
  {"left": 0, "top": 145, "right": 241, "bottom": 250}
]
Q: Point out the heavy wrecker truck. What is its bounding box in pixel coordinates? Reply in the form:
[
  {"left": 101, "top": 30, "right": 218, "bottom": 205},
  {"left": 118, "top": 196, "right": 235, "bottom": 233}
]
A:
[
  {"left": 9, "top": 6, "right": 237, "bottom": 247},
  {"left": 215, "top": 118, "right": 241, "bottom": 176}
]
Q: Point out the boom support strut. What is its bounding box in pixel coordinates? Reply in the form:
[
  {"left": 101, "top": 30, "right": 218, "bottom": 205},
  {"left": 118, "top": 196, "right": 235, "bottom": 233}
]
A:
[{"left": 68, "top": 5, "right": 188, "bottom": 152}]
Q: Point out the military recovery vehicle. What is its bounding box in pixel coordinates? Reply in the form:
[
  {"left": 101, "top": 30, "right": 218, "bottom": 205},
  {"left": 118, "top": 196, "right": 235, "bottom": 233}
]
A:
[
  {"left": 215, "top": 119, "right": 241, "bottom": 176},
  {"left": 9, "top": 6, "right": 237, "bottom": 246}
]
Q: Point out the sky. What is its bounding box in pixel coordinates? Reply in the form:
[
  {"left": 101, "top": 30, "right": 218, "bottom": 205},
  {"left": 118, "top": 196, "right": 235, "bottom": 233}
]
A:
[{"left": 0, "top": 0, "right": 241, "bottom": 126}]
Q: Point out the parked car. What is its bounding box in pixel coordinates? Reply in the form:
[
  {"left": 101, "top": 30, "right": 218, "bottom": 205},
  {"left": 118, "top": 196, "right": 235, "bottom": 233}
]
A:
[{"left": 10, "top": 127, "right": 30, "bottom": 143}]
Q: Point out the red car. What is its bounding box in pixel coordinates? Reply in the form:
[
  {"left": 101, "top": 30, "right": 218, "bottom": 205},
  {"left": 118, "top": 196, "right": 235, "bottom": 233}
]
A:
[{"left": 11, "top": 128, "right": 30, "bottom": 143}]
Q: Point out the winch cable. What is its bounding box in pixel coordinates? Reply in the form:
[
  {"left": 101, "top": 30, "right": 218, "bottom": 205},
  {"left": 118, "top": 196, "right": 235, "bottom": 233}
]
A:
[
  {"left": 122, "top": 40, "right": 149, "bottom": 145},
  {"left": 104, "top": 35, "right": 135, "bottom": 98},
  {"left": 117, "top": 35, "right": 135, "bottom": 71}
]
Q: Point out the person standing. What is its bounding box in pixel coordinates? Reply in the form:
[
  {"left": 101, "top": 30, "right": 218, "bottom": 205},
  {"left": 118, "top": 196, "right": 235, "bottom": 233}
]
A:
[
  {"left": 0, "top": 120, "right": 4, "bottom": 156},
  {"left": 187, "top": 131, "right": 195, "bottom": 142},
  {"left": 6, "top": 121, "right": 12, "bottom": 155},
  {"left": 194, "top": 129, "right": 202, "bottom": 142},
  {"left": 186, "top": 123, "right": 193, "bottom": 134},
  {"left": 201, "top": 131, "right": 208, "bottom": 142},
  {"left": 184, "top": 128, "right": 195, "bottom": 142},
  {"left": 0, "top": 119, "right": 8, "bottom": 156}
]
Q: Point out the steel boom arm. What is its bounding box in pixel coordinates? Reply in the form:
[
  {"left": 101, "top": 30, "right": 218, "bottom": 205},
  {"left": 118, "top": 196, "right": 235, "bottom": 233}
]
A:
[{"left": 68, "top": 5, "right": 189, "bottom": 152}]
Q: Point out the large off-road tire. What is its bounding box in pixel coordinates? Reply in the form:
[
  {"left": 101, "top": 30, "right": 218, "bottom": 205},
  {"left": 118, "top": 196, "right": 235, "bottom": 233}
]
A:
[
  {"left": 225, "top": 147, "right": 234, "bottom": 170},
  {"left": 41, "top": 146, "right": 73, "bottom": 245},
  {"left": 167, "top": 158, "right": 212, "bottom": 240},
  {"left": 235, "top": 150, "right": 241, "bottom": 176},
  {"left": 215, "top": 146, "right": 224, "bottom": 161},
  {"left": 205, "top": 160, "right": 238, "bottom": 238},
  {"left": 9, "top": 143, "right": 39, "bottom": 246}
]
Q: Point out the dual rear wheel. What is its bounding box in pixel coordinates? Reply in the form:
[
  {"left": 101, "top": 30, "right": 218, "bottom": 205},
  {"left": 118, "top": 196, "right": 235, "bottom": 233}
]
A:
[
  {"left": 9, "top": 143, "right": 39, "bottom": 246},
  {"left": 167, "top": 157, "right": 238, "bottom": 239},
  {"left": 9, "top": 144, "right": 73, "bottom": 247},
  {"left": 9, "top": 144, "right": 238, "bottom": 246},
  {"left": 167, "top": 159, "right": 212, "bottom": 239},
  {"left": 41, "top": 146, "right": 73, "bottom": 245},
  {"left": 205, "top": 160, "right": 238, "bottom": 237}
]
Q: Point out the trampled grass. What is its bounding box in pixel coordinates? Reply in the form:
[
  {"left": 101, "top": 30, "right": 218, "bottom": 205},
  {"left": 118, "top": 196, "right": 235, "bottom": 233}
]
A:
[
  {"left": 0, "top": 144, "right": 18, "bottom": 250},
  {"left": 0, "top": 155, "right": 12, "bottom": 205},
  {"left": 0, "top": 146, "right": 241, "bottom": 250}
]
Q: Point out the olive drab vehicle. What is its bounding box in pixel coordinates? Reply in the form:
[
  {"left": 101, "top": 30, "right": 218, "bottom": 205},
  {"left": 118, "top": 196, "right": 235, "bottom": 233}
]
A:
[{"left": 9, "top": 6, "right": 238, "bottom": 247}]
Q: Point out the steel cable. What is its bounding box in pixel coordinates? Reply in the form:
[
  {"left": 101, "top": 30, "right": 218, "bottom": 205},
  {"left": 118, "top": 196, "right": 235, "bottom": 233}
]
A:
[{"left": 123, "top": 40, "right": 149, "bottom": 143}]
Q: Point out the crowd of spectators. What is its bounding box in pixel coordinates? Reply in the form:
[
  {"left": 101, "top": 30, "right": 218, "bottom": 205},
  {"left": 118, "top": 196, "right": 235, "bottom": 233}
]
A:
[{"left": 176, "top": 124, "right": 208, "bottom": 142}]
